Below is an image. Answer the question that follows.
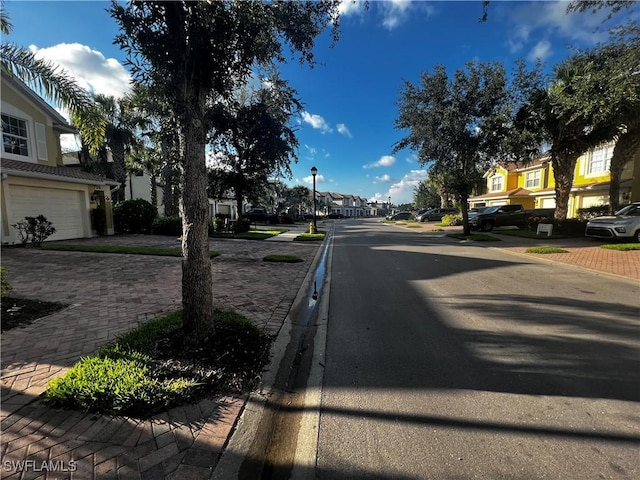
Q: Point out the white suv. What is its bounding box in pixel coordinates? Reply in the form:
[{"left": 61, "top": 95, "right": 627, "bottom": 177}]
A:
[{"left": 585, "top": 202, "right": 640, "bottom": 242}]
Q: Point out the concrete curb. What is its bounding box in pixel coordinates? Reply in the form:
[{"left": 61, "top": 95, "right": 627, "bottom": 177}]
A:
[{"left": 212, "top": 230, "right": 332, "bottom": 479}]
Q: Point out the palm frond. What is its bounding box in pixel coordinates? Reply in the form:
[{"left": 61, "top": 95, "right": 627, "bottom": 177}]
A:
[{"left": 1, "top": 43, "right": 106, "bottom": 154}]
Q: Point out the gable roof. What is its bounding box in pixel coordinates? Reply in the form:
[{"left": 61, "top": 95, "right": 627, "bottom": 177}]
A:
[
  {"left": 1, "top": 158, "right": 119, "bottom": 186},
  {"left": 1, "top": 70, "right": 77, "bottom": 134}
]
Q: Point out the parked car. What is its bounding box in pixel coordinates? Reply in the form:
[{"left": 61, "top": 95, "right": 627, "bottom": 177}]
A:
[
  {"left": 243, "top": 208, "right": 277, "bottom": 223},
  {"left": 389, "top": 211, "right": 412, "bottom": 221},
  {"left": 467, "top": 207, "right": 488, "bottom": 219},
  {"left": 470, "top": 204, "right": 527, "bottom": 232},
  {"left": 413, "top": 209, "right": 430, "bottom": 221},
  {"left": 585, "top": 202, "right": 640, "bottom": 242},
  {"left": 418, "top": 207, "right": 459, "bottom": 222}
]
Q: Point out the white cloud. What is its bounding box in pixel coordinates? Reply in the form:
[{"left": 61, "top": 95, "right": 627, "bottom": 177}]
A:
[
  {"left": 29, "top": 43, "right": 131, "bottom": 100},
  {"left": 338, "top": 0, "right": 367, "bottom": 16},
  {"left": 528, "top": 40, "right": 552, "bottom": 63},
  {"left": 381, "top": 0, "right": 412, "bottom": 30},
  {"left": 303, "top": 174, "right": 325, "bottom": 185},
  {"left": 374, "top": 174, "right": 393, "bottom": 184},
  {"left": 504, "top": 1, "right": 613, "bottom": 55},
  {"left": 371, "top": 169, "right": 428, "bottom": 205},
  {"left": 304, "top": 144, "right": 317, "bottom": 155},
  {"left": 336, "top": 123, "right": 352, "bottom": 138},
  {"left": 301, "top": 111, "right": 332, "bottom": 133},
  {"left": 363, "top": 155, "right": 396, "bottom": 169}
]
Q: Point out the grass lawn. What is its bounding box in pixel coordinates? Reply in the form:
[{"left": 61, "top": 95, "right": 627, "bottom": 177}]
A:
[
  {"left": 492, "top": 229, "right": 566, "bottom": 240},
  {"left": 601, "top": 243, "right": 640, "bottom": 251},
  {"left": 44, "top": 309, "right": 271, "bottom": 418},
  {"left": 525, "top": 246, "right": 569, "bottom": 254},
  {"left": 43, "top": 244, "right": 220, "bottom": 258},
  {"left": 263, "top": 254, "right": 304, "bottom": 263},
  {"left": 210, "top": 229, "right": 287, "bottom": 240},
  {"left": 447, "top": 233, "right": 501, "bottom": 242},
  {"left": 294, "top": 230, "right": 326, "bottom": 241}
]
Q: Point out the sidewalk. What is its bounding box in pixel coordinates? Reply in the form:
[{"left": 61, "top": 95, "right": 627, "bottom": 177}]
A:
[
  {"left": 385, "top": 221, "right": 640, "bottom": 281},
  {"left": 1, "top": 231, "right": 322, "bottom": 480}
]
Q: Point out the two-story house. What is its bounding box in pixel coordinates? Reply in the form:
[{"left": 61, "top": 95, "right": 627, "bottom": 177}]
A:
[
  {"left": 469, "top": 143, "right": 638, "bottom": 216},
  {"left": 1, "top": 72, "right": 118, "bottom": 243}
]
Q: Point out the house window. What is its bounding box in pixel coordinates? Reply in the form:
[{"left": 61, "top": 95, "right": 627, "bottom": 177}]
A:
[
  {"left": 490, "top": 175, "right": 503, "bottom": 192},
  {"left": 525, "top": 170, "right": 541, "bottom": 189},
  {"left": 587, "top": 145, "right": 613, "bottom": 175},
  {"left": 1, "top": 114, "right": 29, "bottom": 157}
]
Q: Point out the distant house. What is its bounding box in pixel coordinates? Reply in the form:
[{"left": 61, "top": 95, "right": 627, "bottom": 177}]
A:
[
  {"left": 314, "top": 191, "right": 369, "bottom": 217},
  {"left": 124, "top": 169, "right": 165, "bottom": 216},
  {"left": 469, "top": 143, "right": 638, "bottom": 216},
  {"left": 1, "top": 72, "right": 118, "bottom": 243}
]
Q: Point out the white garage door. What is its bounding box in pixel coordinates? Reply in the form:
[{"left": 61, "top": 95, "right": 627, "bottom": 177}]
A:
[
  {"left": 11, "top": 186, "right": 85, "bottom": 240},
  {"left": 541, "top": 198, "right": 556, "bottom": 208}
]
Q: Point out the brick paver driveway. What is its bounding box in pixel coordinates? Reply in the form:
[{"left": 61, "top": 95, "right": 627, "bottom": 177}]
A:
[{"left": 1, "top": 234, "right": 320, "bottom": 479}]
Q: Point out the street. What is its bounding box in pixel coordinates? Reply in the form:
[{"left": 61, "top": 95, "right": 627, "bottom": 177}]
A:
[{"left": 315, "top": 218, "right": 639, "bottom": 479}]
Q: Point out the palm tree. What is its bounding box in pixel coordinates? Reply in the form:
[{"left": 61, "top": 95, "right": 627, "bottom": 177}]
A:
[{"left": 0, "top": 5, "right": 105, "bottom": 153}]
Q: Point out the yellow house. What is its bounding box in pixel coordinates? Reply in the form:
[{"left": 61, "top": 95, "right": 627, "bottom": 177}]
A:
[
  {"left": 470, "top": 143, "right": 639, "bottom": 216},
  {"left": 1, "top": 71, "right": 118, "bottom": 243}
]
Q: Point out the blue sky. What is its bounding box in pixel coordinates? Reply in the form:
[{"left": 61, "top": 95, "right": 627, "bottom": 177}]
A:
[{"left": 4, "top": 1, "right": 637, "bottom": 205}]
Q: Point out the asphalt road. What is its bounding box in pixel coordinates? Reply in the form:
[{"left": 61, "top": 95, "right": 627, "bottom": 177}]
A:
[{"left": 316, "top": 218, "right": 640, "bottom": 480}]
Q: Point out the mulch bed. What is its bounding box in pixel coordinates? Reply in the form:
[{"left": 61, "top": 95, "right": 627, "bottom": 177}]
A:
[{"left": 1, "top": 297, "right": 68, "bottom": 331}]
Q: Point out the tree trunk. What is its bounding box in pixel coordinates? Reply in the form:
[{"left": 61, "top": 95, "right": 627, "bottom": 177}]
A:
[
  {"left": 460, "top": 194, "right": 471, "bottom": 236},
  {"left": 609, "top": 131, "right": 640, "bottom": 213},
  {"left": 552, "top": 153, "right": 578, "bottom": 221},
  {"left": 178, "top": 100, "right": 214, "bottom": 340},
  {"left": 150, "top": 174, "right": 158, "bottom": 210},
  {"left": 108, "top": 142, "right": 127, "bottom": 203}
]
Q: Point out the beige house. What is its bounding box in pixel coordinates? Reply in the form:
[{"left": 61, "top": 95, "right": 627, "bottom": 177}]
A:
[{"left": 1, "top": 72, "right": 118, "bottom": 243}]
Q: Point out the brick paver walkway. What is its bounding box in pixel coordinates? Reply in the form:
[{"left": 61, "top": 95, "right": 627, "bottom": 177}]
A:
[{"left": 1, "top": 233, "right": 320, "bottom": 479}]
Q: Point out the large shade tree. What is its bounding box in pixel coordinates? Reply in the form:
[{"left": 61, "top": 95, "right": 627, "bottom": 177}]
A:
[
  {"left": 550, "top": 32, "right": 640, "bottom": 213},
  {"left": 110, "top": 0, "right": 341, "bottom": 339},
  {"left": 394, "top": 61, "right": 513, "bottom": 235},
  {"left": 208, "top": 77, "right": 301, "bottom": 220},
  {"left": 513, "top": 59, "right": 619, "bottom": 220}
]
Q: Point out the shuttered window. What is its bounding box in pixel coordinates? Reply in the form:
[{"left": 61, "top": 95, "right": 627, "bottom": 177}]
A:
[{"left": 35, "top": 122, "right": 48, "bottom": 161}]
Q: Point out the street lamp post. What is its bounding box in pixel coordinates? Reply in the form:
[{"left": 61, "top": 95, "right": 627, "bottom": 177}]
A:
[
  {"left": 311, "top": 166, "right": 318, "bottom": 233},
  {"left": 388, "top": 196, "right": 391, "bottom": 215}
]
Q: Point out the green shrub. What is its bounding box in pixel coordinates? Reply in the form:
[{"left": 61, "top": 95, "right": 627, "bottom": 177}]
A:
[
  {"left": 527, "top": 215, "right": 552, "bottom": 231},
  {"left": 554, "top": 218, "right": 587, "bottom": 237},
  {"left": 152, "top": 216, "right": 182, "bottom": 236},
  {"left": 45, "top": 353, "right": 196, "bottom": 416},
  {"left": 11, "top": 215, "right": 56, "bottom": 246},
  {"left": 44, "top": 308, "right": 270, "bottom": 418},
  {"left": 113, "top": 199, "right": 157, "bottom": 234},
  {"left": 91, "top": 209, "right": 107, "bottom": 236},
  {"left": 235, "top": 218, "right": 251, "bottom": 233},
  {"left": 279, "top": 215, "right": 294, "bottom": 225},
  {"left": 441, "top": 214, "right": 462, "bottom": 226},
  {"left": 1, "top": 268, "right": 12, "bottom": 297},
  {"left": 577, "top": 205, "right": 609, "bottom": 221}
]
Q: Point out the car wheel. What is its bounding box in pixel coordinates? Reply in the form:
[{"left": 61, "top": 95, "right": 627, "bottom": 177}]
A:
[
  {"left": 481, "top": 221, "right": 494, "bottom": 232},
  {"left": 635, "top": 230, "right": 640, "bottom": 243}
]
